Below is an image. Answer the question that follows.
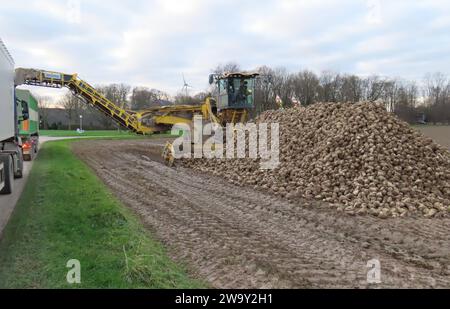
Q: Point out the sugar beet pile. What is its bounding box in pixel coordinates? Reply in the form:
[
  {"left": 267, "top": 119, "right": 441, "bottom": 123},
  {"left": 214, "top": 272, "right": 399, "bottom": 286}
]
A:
[{"left": 183, "top": 102, "right": 450, "bottom": 218}]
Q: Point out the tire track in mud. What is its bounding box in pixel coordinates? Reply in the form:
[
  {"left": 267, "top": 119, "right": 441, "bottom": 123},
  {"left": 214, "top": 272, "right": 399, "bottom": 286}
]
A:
[{"left": 73, "top": 140, "right": 450, "bottom": 288}]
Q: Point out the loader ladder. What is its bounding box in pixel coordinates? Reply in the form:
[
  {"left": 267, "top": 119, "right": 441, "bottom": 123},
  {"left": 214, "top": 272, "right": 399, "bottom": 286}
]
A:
[{"left": 15, "top": 69, "right": 154, "bottom": 134}]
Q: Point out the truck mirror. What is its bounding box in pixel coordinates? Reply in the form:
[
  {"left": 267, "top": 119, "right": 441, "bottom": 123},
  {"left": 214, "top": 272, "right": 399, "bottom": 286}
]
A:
[{"left": 209, "top": 74, "right": 214, "bottom": 85}]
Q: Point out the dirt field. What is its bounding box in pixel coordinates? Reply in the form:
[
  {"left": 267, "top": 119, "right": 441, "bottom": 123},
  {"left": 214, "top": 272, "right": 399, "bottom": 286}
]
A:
[
  {"left": 416, "top": 126, "right": 450, "bottom": 149},
  {"left": 73, "top": 139, "right": 450, "bottom": 288}
]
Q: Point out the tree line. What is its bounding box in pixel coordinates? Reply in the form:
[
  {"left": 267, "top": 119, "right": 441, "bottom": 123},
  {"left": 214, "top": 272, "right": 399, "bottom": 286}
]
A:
[
  {"left": 40, "top": 63, "right": 450, "bottom": 130},
  {"left": 52, "top": 82, "right": 210, "bottom": 130},
  {"left": 251, "top": 67, "right": 450, "bottom": 124},
  {"left": 51, "top": 84, "right": 173, "bottom": 130}
]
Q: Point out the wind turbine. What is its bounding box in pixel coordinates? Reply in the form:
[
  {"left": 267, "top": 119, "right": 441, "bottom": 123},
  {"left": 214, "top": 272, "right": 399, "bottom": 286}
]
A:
[{"left": 181, "top": 73, "right": 193, "bottom": 97}]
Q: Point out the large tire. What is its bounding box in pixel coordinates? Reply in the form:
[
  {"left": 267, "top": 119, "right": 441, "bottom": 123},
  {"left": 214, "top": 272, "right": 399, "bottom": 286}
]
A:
[
  {"left": 14, "top": 150, "right": 24, "bottom": 179},
  {"left": 0, "top": 155, "right": 14, "bottom": 195}
]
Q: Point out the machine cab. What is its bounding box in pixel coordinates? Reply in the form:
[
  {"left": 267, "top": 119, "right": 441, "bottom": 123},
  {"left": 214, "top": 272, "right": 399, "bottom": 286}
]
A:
[{"left": 212, "top": 72, "right": 259, "bottom": 111}]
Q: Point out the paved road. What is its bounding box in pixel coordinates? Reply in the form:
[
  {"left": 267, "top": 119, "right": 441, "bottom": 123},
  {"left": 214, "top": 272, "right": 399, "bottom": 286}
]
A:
[{"left": 0, "top": 137, "right": 82, "bottom": 238}]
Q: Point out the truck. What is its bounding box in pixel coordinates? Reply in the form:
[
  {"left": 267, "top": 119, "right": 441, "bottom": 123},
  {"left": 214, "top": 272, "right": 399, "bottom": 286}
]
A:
[
  {"left": 16, "top": 89, "right": 39, "bottom": 161},
  {"left": 0, "top": 38, "right": 26, "bottom": 194}
]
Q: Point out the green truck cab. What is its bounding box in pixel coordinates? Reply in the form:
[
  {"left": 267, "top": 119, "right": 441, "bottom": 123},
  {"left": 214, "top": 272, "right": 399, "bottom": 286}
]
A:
[{"left": 16, "top": 89, "right": 39, "bottom": 161}]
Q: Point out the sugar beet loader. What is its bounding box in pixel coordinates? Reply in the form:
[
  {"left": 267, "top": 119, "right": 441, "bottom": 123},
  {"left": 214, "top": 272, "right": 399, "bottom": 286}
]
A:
[{"left": 14, "top": 68, "right": 259, "bottom": 165}]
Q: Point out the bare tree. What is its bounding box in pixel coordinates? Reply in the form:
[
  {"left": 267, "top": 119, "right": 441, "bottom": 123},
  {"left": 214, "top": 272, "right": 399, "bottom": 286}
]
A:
[
  {"left": 97, "top": 83, "right": 131, "bottom": 109},
  {"left": 214, "top": 62, "right": 241, "bottom": 74},
  {"left": 393, "top": 81, "right": 419, "bottom": 123},
  {"left": 52, "top": 64, "right": 450, "bottom": 127},
  {"left": 423, "top": 73, "right": 450, "bottom": 123},
  {"left": 424, "top": 72, "right": 447, "bottom": 105},
  {"left": 271, "top": 67, "right": 295, "bottom": 108},
  {"left": 293, "top": 70, "right": 320, "bottom": 106},
  {"left": 60, "top": 92, "right": 84, "bottom": 130},
  {"left": 340, "top": 75, "right": 363, "bottom": 103},
  {"left": 173, "top": 93, "right": 203, "bottom": 105},
  {"left": 35, "top": 95, "right": 52, "bottom": 130},
  {"left": 130, "top": 87, "right": 170, "bottom": 110},
  {"left": 152, "top": 89, "right": 171, "bottom": 105},
  {"left": 254, "top": 66, "right": 277, "bottom": 115},
  {"left": 318, "top": 71, "right": 341, "bottom": 102},
  {"left": 361, "top": 75, "right": 386, "bottom": 102}
]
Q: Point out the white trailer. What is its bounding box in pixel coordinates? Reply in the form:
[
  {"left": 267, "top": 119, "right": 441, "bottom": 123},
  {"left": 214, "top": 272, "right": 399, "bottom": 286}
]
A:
[{"left": 0, "top": 38, "right": 25, "bottom": 194}]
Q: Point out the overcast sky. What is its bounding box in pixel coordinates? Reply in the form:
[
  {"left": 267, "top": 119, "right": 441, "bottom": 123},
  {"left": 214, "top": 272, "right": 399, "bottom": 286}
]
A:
[{"left": 2, "top": 0, "right": 450, "bottom": 103}]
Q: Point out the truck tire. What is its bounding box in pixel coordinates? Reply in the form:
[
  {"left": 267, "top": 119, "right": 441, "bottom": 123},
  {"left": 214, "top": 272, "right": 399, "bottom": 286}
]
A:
[
  {"left": 29, "top": 145, "right": 35, "bottom": 161},
  {"left": 0, "top": 155, "right": 14, "bottom": 195},
  {"left": 14, "top": 150, "right": 24, "bottom": 179}
]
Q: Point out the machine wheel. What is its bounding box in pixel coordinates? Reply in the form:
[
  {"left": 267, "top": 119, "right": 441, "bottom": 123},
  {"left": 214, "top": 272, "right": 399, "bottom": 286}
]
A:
[
  {"left": 0, "top": 155, "right": 14, "bottom": 194},
  {"left": 34, "top": 137, "right": 39, "bottom": 154}
]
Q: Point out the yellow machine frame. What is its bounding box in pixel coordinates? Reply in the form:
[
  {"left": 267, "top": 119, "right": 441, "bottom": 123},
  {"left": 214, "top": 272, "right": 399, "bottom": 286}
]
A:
[{"left": 15, "top": 68, "right": 251, "bottom": 135}]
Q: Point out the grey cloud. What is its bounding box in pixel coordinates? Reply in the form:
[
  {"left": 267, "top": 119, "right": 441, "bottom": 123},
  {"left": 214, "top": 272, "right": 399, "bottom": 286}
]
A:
[{"left": 2, "top": 0, "right": 450, "bottom": 98}]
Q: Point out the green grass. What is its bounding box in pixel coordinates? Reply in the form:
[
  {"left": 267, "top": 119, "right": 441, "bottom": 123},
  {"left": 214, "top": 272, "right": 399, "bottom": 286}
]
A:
[
  {"left": 40, "top": 130, "right": 176, "bottom": 140},
  {"left": 0, "top": 140, "right": 206, "bottom": 288},
  {"left": 40, "top": 130, "right": 137, "bottom": 137}
]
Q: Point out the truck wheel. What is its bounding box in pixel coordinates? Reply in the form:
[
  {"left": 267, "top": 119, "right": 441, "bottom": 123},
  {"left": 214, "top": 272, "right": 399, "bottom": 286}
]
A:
[
  {"left": 0, "top": 155, "right": 14, "bottom": 194},
  {"left": 14, "top": 150, "right": 24, "bottom": 179}
]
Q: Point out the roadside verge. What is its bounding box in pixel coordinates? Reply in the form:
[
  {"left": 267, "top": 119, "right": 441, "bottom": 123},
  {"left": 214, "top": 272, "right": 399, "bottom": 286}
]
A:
[{"left": 0, "top": 140, "right": 205, "bottom": 288}]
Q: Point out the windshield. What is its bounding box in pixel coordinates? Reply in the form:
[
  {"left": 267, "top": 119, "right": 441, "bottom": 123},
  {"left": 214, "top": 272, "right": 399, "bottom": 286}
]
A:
[
  {"left": 229, "top": 78, "right": 254, "bottom": 107},
  {"left": 217, "top": 77, "right": 255, "bottom": 110}
]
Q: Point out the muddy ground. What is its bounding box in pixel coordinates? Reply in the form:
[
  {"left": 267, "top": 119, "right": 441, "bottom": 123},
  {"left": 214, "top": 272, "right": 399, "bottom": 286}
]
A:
[{"left": 72, "top": 139, "right": 450, "bottom": 288}]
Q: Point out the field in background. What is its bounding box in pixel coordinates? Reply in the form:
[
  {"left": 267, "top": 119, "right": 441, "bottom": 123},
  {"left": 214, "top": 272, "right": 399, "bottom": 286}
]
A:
[
  {"left": 40, "top": 125, "right": 450, "bottom": 148},
  {"left": 40, "top": 130, "right": 176, "bottom": 139},
  {"left": 415, "top": 125, "right": 450, "bottom": 149},
  {"left": 40, "top": 130, "right": 135, "bottom": 137},
  {"left": 0, "top": 140, "right": 205, "bottom": 288}
]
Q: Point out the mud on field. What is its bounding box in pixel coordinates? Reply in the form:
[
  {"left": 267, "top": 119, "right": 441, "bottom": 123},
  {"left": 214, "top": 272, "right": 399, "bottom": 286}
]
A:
[{"left": 72, "top": 139, "right": 450, "bottom": 288}]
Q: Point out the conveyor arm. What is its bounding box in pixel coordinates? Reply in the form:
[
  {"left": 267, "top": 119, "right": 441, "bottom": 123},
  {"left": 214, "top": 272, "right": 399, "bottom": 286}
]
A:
[{"left": 15, "top": 68, "right": 154, "bottom": 134}]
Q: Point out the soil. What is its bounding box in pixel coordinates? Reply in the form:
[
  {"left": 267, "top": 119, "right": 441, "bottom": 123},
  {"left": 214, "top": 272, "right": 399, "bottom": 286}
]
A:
[{"left": 72, "top": 139, "right": 450, "bottom": 288}]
